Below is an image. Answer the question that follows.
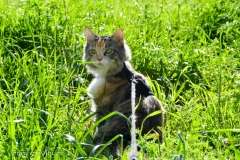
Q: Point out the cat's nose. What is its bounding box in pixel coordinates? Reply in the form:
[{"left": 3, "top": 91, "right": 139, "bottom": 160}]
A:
[{"left": 97, "top": 58, "right": 102, "bottom": 62}]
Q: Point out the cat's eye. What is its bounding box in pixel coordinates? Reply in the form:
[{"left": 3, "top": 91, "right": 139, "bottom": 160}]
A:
[
  {"left": 89, "top": 49, "right": 97, "bottom": 55},
  {"left": 105, "top": 48, "right": 113, "bottom": 55}
]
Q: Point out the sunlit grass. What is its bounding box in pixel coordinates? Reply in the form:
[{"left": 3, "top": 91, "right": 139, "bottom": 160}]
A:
[{"left": 0, "top": 0, "right": 240, "bottom": 159}]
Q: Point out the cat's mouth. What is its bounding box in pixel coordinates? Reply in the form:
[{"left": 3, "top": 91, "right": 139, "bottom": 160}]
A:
[
  {"left": 92, "top": 62, "right": 108, "bottom": 68},
  {"left": 97, "top": 59, "right": 109, "bottom": 66},
  {"left": 97, "top": 62, "right": 103, "bottom": 64}
]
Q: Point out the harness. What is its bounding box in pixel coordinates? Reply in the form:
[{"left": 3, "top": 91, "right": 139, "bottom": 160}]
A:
[{"left": 115, "top": 62, "right": 154, "bottom": 99}]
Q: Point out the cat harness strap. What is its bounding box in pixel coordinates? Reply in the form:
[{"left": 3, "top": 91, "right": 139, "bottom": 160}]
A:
[{"left": 115, "top": 62, "right": 154, "bottom": 98}]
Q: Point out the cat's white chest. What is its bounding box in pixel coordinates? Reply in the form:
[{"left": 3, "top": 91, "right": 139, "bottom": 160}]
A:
[{"left": 87, "top": 77, "right": 106, "bottom": 112}]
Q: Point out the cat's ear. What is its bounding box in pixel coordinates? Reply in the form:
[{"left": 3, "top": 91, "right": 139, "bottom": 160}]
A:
[
  {"left": 85, "top": 27, "right": 96, "bottom": 42},
  {"left": 111, "top": 29, "right": 124, "bottom": 44}
]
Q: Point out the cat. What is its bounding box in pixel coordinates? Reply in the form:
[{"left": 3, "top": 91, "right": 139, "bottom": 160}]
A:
[{"left": 82, "top": 27, "right": 165, "bottom": 157}]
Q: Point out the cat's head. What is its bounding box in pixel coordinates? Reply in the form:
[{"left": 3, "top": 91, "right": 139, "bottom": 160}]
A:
[{"left": 83, "top": 27, "right": 131, "bottom": 77}]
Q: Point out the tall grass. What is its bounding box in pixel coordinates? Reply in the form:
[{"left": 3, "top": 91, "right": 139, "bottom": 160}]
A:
[{"left": 0, "top": 0, "right": 240, "bottom": 159}]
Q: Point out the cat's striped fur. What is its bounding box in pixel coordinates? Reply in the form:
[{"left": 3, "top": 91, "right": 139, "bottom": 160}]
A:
[{"left": 83, "top": 27, "right": 164, "bottom": 157}]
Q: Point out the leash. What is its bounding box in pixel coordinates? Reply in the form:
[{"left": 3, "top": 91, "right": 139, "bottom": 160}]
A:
[
  {"left": 115, "top": 62, "right": 154, "bottom": 159},
  {"left": 130, "top": 79, "right": 138, "bottom": 159}
]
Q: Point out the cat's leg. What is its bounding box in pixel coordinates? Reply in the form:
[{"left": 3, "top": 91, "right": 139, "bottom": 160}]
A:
[{"left": 93, "top": 99, "right": 132, "bottom": 157}]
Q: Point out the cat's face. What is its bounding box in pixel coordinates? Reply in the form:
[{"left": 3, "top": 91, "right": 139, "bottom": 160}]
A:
[{"left": 83, "top": 27, "right": 131, "bottom": 77}]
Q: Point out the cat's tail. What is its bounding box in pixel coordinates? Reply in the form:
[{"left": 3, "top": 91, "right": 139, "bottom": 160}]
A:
[{"left": 137, "top": 95, "right": 165, "bottom": 143}]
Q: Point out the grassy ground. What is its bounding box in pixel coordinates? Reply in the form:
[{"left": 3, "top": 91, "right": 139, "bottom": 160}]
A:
[{"left": 0, "top": 0, "right": 240, "bottom": 159}]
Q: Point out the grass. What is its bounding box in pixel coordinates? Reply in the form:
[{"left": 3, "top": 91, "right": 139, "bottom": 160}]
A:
[{"left": 0, "top": 0, "right": 240, "bottom": 159}]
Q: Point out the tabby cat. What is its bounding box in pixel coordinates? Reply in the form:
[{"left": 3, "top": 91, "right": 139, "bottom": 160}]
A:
[{"left": 83, "top": 27, "right": 164, "bottom": 156}]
